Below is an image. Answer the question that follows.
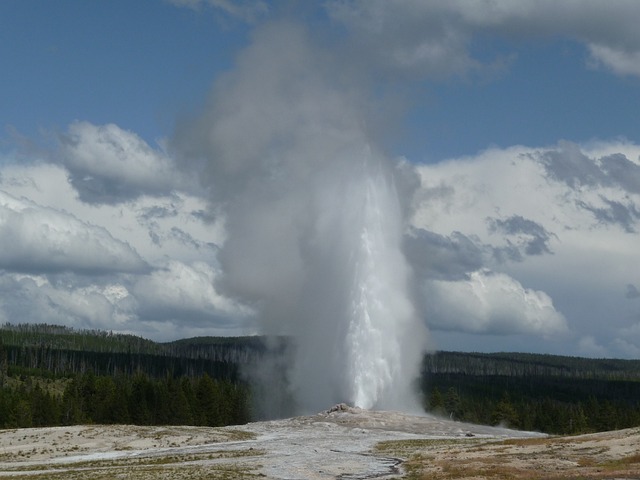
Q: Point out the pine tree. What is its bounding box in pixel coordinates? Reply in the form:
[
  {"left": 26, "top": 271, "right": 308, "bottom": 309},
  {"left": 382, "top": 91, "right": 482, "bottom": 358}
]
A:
[
  {"left": 444, "top": 387, "right": 462, "bottom": 420},
  {"left": 428, "top": 387, "right": 444, "bottom": 415},
  {"left": 167, "top": 376, "right": 193, "bottom": 425},
  {"left": 196, "top": 374, "right": 222, "bottom": 426},
  {"left": 491, "top": 392, "right": 519, "bottom": 428}
]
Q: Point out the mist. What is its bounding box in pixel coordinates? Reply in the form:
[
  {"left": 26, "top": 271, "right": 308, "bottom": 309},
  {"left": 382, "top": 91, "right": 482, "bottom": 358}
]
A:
[{"left": 174, "top": 21, "right": 427, "bottom": 415}]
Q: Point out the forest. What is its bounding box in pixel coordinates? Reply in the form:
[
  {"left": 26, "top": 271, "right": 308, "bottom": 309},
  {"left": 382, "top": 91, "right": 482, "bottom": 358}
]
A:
[
  {"left": 422, "top": 351, "right": 640, "bottom": 434},
  {"left": 1, "top": 323, "right": 639, "bottom": 434}
]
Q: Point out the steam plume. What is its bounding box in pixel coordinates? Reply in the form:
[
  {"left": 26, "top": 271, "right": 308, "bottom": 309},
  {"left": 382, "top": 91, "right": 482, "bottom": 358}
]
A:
[{"left": 175, "top": 22, "right": 427, "bottom": 414}]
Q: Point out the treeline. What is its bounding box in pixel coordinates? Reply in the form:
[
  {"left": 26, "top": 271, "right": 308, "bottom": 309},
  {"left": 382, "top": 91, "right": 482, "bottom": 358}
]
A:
[
  {"left": 423, "top": 351, "right": 640, "bottom": 380},
  {"left": 422, "top": 353, "right": 640, "bottom": 434},
  {"left": 0, "top": 372, "right": 250, "bottom": 429},
  {"left": 0, "top": 323, "right": 162, "bottom": 355},
  {"left": 2, "top": 345, "right": 240, "bottom": 382},
  {"left": 0, "top": 323, "right": 254, "bottom": 429},
  {"left": 0, "top": 323, "right": 265, "bottom": 367},
  {"left": 0, "top": 323, "right": 281, "bottom": 384},
  {"left": 3, "top": 324, "right": 640, "bottom": 435}
]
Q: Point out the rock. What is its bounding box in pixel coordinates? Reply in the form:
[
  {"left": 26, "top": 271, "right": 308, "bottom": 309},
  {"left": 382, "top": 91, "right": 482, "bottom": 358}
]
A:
[{"left": 326, "top": 403, "right": 352, "bottom": 414}]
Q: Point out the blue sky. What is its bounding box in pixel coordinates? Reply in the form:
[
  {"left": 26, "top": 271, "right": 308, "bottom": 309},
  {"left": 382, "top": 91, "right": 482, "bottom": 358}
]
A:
[
  {"left": 1, "top": 0, "right": 640, "bottom": 376},
  {"left": 412, "top": 38, "right": 640, "bottom": 160},
  {"left": 5, "top": 1, "right": 640, "bottom": 161},
  {"left": 1, "top": 1, "right": 247, "bottom": 146}
]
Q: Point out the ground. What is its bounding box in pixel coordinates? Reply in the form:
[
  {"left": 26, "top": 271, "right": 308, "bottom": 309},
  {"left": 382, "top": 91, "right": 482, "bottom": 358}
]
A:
[{"left": 0, "top": 406, "right": 637, "bottom": 479}]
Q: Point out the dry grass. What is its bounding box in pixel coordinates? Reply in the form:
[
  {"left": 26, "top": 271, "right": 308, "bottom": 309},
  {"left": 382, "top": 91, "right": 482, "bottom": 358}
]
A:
[
  {"left": 0, "top": 425, "right": 264, "bottom": 480},
  {"left": 0, "top": 463, "right": 263, "bottom": 480},
  {"left": 0, "top": 449, "right": 266, "bottom": 479},
  {"left": 378, "top": 428, "right": 640, "bottom": 480}
]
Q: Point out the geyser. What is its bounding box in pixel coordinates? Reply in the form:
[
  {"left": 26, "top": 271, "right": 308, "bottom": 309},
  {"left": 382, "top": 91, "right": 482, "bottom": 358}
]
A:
[
  {"left": 175, "top": 21, "right": 427, "bottom": 414},
  {"left": 343, "top": 159, "right": 422, "bottom": 410}
]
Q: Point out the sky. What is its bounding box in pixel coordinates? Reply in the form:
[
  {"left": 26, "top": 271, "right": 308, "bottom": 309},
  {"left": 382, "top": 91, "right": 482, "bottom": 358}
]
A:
[{"left": 1, "top": 0, "right": 640, "bottom": 360}]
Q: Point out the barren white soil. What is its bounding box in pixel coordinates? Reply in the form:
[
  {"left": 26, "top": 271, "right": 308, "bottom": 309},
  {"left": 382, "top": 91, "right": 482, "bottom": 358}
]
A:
[{"left": 0, "top": 405, "right": 637, "bottom": 479}]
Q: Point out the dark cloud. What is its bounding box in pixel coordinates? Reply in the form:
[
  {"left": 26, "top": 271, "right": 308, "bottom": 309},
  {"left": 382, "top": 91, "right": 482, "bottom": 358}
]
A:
[
  {"left": 490, "top": 242, "right": 525, "bottom": 264},
  {"left": 541, "top": 143, "right": 640, "bottom": 197},
  {"left": 577, "top": 197, "right": 640, "bottom": 232},
  {"left": 190, "top": 209, "right": 217, "bottom": 223},
  {"left": 169, "top": 227, "right": 218, "bottom": 251},
  {"left": 541, "top": 142, "right": 605, "bottom": 188},
  {"left": 600, "top": 153, "right": 640, "bottom": 194},
  {"left": 403, "top": 227, "right": 483, "bottom": 281},
  {"left": 138, "top": 205, "right": 179, "bottom": 222},
  {"left": 488, "top": 215, "right": 555, "bottom": 256},
  {"left": 626, "top": 284, "right": 640, "bottom": 299}
]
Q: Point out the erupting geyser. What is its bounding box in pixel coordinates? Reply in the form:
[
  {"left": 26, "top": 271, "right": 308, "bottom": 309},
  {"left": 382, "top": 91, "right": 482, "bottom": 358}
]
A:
[
  {"left": 344, "top": 160, "right": 423, "bottom": 410},
  {"left": 286, "top": 153, "right": 426, "bottom": 413},
  {"left": 175, "top": 22, "right": 427, "bottom": 415}
]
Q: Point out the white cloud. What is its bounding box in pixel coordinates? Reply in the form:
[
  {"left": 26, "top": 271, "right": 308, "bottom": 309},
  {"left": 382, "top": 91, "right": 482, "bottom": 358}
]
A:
[
  {"left": 0, "top": 146, "right": 247, "bottom": 341},
  {"left": 588, "top": 44, "right": 640, "bottom": 78},
  {"left": 0, "top": 190, "right": 147, "bottom": 274},
  {"left": 0, "top": 274, "right": 137, "bottom": 331},
  {"left": 58, "top": 122, "right": 191, "bottom": 204},
  {"left": 410, "top": 140, "right": 640, "bottom": 357},
  {"left": 0, "top": 260, "right": 252, "bottom": 340},
  {"left": 614, "top": 322, "right": 640, "bottom": 357},
  {"left": 423, "top": 269, "right": 567, "bottom": 336},
  {"left": 578, "top": 336, "right": 608, "bottom": 358},
  {"left": 166, "top": 0, "right": 268, "bottom": 22},
  {"left": 132, "top": 260, "right": 251, "bottom": 323},
  {"left": 0, "top": 159, "right": 224, "bottom": 269},
  {"left": 326, "top": 0, "right": 640, "bottom": 79}
]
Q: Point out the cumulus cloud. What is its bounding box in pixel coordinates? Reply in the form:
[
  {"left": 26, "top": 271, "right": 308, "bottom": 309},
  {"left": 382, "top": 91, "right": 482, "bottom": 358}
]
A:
[
  {"left": 537, "top": 141, "right": 640, "bottom": 231},
  {"left": 58, "top": 122, "right": 189, "bottom": 204},
  {"left": 0, "top": 158, "right": 243, "bottom": 340},
  {"left": 0, "top": 190, "right": 148, "bottom": 275},
  {"left": 132, "top": 260, "right": 251, "bottom": 326},
  {"left": 0, "top": 274, "right": 136, "bottom": 331},
  {"left": 0, "top": 257, "right": 252, "bottom": 339},
  {"left": 422, "top": 269, "right": 568, "bottom": 336},
  {"left": 411, "top": 140, "right": 640, "bottom": 357}
]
